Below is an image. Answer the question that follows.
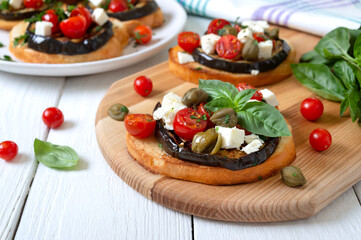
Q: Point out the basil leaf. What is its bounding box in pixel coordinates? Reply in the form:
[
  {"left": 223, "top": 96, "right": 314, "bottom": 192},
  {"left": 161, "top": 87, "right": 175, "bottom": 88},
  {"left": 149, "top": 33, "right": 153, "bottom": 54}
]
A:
[
  {"left": 34, "top": 138, "right": 79, "bottom": 168},
  {"left": 291, "top": 63, "right": 346, "bottom": 101},
  {"left": 333, "top": 60, "right": 356, "bottom": 90},
  {"left": 314, "top": 27, "right": 350, "bottom": 60},
  {"left": 300, "top": 50, "right": 331, "bottom": 65},
  {"left": 349, "top": 28, "right": 361, "bottom": 56},
  {"left": 233, "top": 88, "right": 257, "bottom": 111},
  {"left": 348, "top": 89, "right": 361, "bottom": 122},
  {"left": 199, "top": 79, "right": 238, "bottom": 102},
  {"left": 340, "top": 95, "right": 349, "bottom": 117},
  {"left": 205, "top": 98, "right": 234, "bottom": 112},
  {"left": 353, "top": 32, "right": 361, "bottom": 59}
]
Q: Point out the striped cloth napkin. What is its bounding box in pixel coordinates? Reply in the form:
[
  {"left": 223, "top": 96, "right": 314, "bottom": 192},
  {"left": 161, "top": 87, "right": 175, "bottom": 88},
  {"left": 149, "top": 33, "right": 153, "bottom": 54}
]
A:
[{"left": 176, "top": 0, "right": 361, "bottom": 36}]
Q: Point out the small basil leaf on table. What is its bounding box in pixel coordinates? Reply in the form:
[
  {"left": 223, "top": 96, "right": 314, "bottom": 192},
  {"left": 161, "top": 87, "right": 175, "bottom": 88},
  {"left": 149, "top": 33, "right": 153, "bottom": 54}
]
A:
[
  {"left": 340, "top": 95, "right": 349, "bottom": 117},
  {"left": 199, "top": 79, "right": 238, "bottom": 102},
  {"left": 233, "top": 89, "right": 257, "bottom": 111},
  {"left": 291, "top": 63, "right": 346, "bottom": 101},
  {"left": 300, "top": 50, "right": 331, "bottom": 65},
  {"left": 34, "top": 138, "right": 79, "bottom": 168},
  {"left": 333, "top": 60, "right": 356, "bottom": 90},
  {"left": 314, "top": 27, "right": 350, "bottom": 60}
]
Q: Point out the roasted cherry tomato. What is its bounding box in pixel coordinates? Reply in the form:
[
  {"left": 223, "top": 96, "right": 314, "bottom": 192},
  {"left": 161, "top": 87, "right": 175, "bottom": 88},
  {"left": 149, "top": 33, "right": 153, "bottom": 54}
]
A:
[
  {"left": 253, "top": 32, "right": 269, "bottom": 42},
  {"left": 309, "top": 128, "right": 332, "bottom": 152},
  {"left": 207, "top": 18, "right": 231, "bottom": 35},
  {"left": 133, "top": 25, "right": 152, "bottom": 44},
  {"left": 0, "top": 141, "right": 18, "bottom": 161},
  {"left": 70, "top": 6, "right": 92, "bottom": 29},
  {"left": 108, "top": 0, "right": 128, "bottom": 13},
  {"left": 24, "top": 0, "right": 43, "bottom": 9},
  {"left": 197, "top": 102, "right": 215, "bottom": 129},
  {"left": 124, "top": 114, "right": 156, "bottom": 138},
  {"left": 59, "top": 16, "right": 87, "bottom": 39},
  {"left": 134, "top": 76, "right": 153, "bottom": 96},
  {"left": 177, "top": 31, "right": 200, "bottom": 53},
  {"left": 42, "top": 9, "right": 60, "bottom": 34},
  {"left": 216, "top": 35, "right": 242, "bottom": 59},
  {"left": 236, "top": 83, "right": 263, "bottom": 101},
  {"left": 42, "top": 107, "right": 64, "bottom": 128},
  {"left": 300, "top": 98, "right": 324, "bottom": 121},
  {"left": 173, "top": 108, "right": 207, "bottom": 141}
]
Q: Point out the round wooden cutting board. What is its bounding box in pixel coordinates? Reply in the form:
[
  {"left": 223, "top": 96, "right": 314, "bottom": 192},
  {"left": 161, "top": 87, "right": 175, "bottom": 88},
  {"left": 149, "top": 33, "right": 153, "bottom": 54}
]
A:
[{"left": 95, "top": 28, "right": 361, "bottom": 222}]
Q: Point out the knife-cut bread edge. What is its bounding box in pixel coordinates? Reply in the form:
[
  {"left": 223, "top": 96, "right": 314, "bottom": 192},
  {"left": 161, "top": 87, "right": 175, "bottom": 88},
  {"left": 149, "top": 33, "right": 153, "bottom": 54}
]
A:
[{"left": 121, "top": 7, "right": 164, "bottom": 34}]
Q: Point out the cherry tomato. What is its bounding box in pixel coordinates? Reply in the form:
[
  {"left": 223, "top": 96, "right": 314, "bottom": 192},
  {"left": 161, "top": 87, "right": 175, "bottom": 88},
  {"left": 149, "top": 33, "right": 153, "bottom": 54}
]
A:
[
  {"left": 216, "top": 35, "right": 242, "bottom": 59},
  {"left": 173, "top": 108, "right": 207, "bottom": 141},
  {"left": 309, "top": 128, "right": 332, "bottom": 152},
  {"left": 70, "top": 6, "right": 92, "bottom": 29},
  {"left": 253, "top": 32, "right": 269, "bottom": 43},
  {"left": 133, "top": 25, "right": 152, "bottom": 44},
  {"left": 177, "top": 32, "right": 200, "bottom": 53},
  {"left": 42, "top": 107, "right": 64, "bottom": 128},
  {"left": 134, "top": 76, "right": 153, "bottom": 96},
  {"left": 42, "top": 9, "right": 60, "bottom": 34},
  {"left": 197, "top": 103, "right": 215, "bottom": 129},
  {"left": 24, "top": 0, "right": 43, "bottom": 9},
  {"left": 124, "top": 114, "right": 156, "bottom": 138},
  {"left": 234, "top": 24, "right": 242, "bottom": 33},
  {"left": 108, "top": 0, "right": 128, "bottom": 13},
  {"left": 236, "top": 83, "right": 263, "bottom": 101},
  {"left": 0, "top": 141, "right": 18, "bottom": 161},
  {"left": 300, "top": 98, "right": 324, "bottom": 121},
  {"left": 207, "top": 18, "right": 231, "bottom": 35},
  {"left": 59, "top": 16, "right": 87, "bottom": 39}
]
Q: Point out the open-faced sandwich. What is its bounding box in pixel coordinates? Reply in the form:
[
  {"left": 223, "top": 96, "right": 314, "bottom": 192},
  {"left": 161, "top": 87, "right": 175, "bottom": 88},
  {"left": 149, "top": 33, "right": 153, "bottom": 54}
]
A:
[
  {"left": 124, "top": 79, "right": 295, "bottom": 185},
  {"left": 8, "top": 5, "right": 129, "bottom": 63},
  {"left": 0, "top": 0, "right": 56, "bottom": 30},
  {"left": 87, "top": 0, "right": 163, "bottom": 34},
  {"left": 169, "top": 19, "right": 296, "bottom": 87}
]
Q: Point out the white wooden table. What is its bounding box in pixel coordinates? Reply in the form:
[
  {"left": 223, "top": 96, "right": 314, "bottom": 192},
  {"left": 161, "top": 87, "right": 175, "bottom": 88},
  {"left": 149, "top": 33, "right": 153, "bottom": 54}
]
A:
[{"left": 1, "top": 15, "right": 361, "bottom": 240}]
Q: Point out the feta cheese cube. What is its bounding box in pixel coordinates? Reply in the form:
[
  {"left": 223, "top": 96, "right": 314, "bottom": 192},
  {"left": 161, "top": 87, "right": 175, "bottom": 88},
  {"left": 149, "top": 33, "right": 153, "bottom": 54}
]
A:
[
  {"left": 89, "top": 0, "right": 104, "bottom": 7},
  {"left": 237, "top": 28, "right": 253, "bottom": 43},
  {"left": 256, "top": 20, "right": 269, "bottom": 30},
  {"left": 177, "top": 52, "right": 194, "bottom": 64},
  {"left": 251, "top": 69, "right": 259, "bottom": 75},
  {"left": 242, "top": 139, "right": 263, "bottom": 154},
  {"left": 258, "top": 40, "right": 273, "bottom": 59},
  {"left": 242, "top": 20, "right": 269, "bottom": 33},
  {"left": 9, "top": 0, "right": 22, "bottom": 10},
  {"left": 35, "top": 21, "right": 53, "bottom": 37},
  {"left": 216, "top": 126, "right": 245, "bottom": 150},
  {"left": 92, "top": 8, "right": 109, "bottom": 26},
  {"left": 259, "top": 89, "right": 279, "bottom": 106},
  {"left": 201, "top": 33, "right": 220, "bottom": 55},
  {"left": 244, "top": 134, "right": 264, "bottom": 144},
  {"left": 153, "top": 92, "right": 187, "bottom": 130}
]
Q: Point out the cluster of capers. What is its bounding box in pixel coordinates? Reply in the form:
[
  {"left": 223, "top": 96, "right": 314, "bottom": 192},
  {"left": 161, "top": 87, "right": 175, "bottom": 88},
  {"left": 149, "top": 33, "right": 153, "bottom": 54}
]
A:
[{"left": 107, "top": 103, "right": 129, "bottom": 121}]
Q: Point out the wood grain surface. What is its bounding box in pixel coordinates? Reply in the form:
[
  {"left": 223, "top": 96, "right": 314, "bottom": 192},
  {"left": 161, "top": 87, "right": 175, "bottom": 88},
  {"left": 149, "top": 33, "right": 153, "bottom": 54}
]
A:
[{"left": 95, "top": 27, "right": 361, "bottom": 222}]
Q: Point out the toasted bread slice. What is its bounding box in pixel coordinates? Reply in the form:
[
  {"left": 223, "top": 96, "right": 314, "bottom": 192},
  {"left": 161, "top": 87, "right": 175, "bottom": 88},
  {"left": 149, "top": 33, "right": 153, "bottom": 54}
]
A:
[
  {"left": 9, "top": 19, "right": 129, "bottom": 63},
  {"left": 169, "top": 43, "right": 296, "bottom": 87},
  {"left": 0, "top": 19, "right": 20, "bottom": 30},
  {"left": 126, "top": 122, "right": 295, "bottom": 185}
]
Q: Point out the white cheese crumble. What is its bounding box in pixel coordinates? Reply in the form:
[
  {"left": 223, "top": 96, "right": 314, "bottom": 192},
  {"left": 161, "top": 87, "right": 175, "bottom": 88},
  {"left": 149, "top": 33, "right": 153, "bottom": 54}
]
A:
[
  {"left": 244, "top": 134, "right": 264, "bottom": 144},
  {"left": 89, "top": 0, "right": 104, "bottom": 7},
  {"left": 153, "top": 92, "right": 187, "bottom": 130},
  {"left": 237, "top": 28, "right": 253, "bottom": 43},
  {"left": 177, "top": 52, "right": 195, "bottom": 64},
  {"left": 9, "top": 0, "right": 22, "bottom": 10},
  {"left": 258, "top": 40, "right": 273, "bottom": 59},
  {"left": 251, "top": 69, "right": 260, "bottom": 75},
  {"left": 92, "top": 8, "right": 108, "bottom": 26},
  {"left": 216, "top": 126, "right": 245, "bottom": 150},
  {"left": 35, "top": 21, "right": 53, "bottom": 37},
  {"left": 201, "top": 33, "right": 221, "bottom": 55},
  {"left": 242, "top": 20, "right": 269, "bottom": 33},
  {"left": 260, "top": 89, "right": 279, "bottom": 106},
  {"left": 242, "top": 139, "right": 263, "bottom": 154}
]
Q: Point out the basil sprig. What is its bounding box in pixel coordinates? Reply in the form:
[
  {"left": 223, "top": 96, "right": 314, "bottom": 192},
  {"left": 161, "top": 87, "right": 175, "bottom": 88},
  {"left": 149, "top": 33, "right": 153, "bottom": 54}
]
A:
[
  {"left": 292, "top": 26, "right": 361, "bottom": 122},
  {"left": 34, "top": 139, "right": 79, "bottom": 168},
  {"left": 199, "top": 79, "right": 291, "bottom": 137}
]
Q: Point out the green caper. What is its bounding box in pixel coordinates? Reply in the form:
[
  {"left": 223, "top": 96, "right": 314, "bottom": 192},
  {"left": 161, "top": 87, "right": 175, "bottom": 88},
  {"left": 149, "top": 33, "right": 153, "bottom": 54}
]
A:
[
  {"left": 210, "top": 133, "right": 222, "bottom": 154},
  {"left": 182, "top": 88, "right": 209, "bottom": 106},
  {"left": 281, "top": 166, "right": 306, "bottom": 187},
  {"left": 265, "top": 28, "right": 279, "bottom": 39},
  {"left": 107, "top": 103, "right": 129, "bottom": 121},
  {"left": 210, "top": 108, "right": 237, "bottom": 127},
  {"left": 242, "top": 38, "right": 259, "bottom": 61},
  {"left": 219, "top": 26, "right": 238, "bottom": 36},
  {"left": 192, "top": 128, "right": 219, "bottom": 154}
]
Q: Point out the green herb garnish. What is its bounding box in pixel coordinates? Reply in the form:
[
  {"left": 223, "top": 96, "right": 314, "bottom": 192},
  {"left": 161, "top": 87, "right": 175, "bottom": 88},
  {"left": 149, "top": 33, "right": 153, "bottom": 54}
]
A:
[
  {"left": 224, "top": 114, "right": 230, "bottom": 124},
  {"left": 13, "top": 33, "right": 29, "bottom": 47},
  {"left": 201, "top": 114, "right": 207, "bottom": 121},
  {"left": 0, "top": 1, "right": 9, "bottom": 10},
  {"left": 193, "top": 67, "right": 202, "bottom": 70},
  {"left": 0, "top": 55, "right": 14, "bottom": 62},
  {"left": 67, "top": 5, "right": 76, "bottom": 12},
  {"left": 121, "top": 106, "right": 128, "bottom": 113},
  {"left": 25, "top": 12, "right": 46, "bottom": 23},
  {"left": 100, "top": 0, "right": 111, "bottom": 10},
  {"left": 158, "top": 143, "right": 163, "bottom": 148},
  {"left": 0, "top": 42, "right": 4, "bottom": 48},
  {"left": 258, "top": 176, "right": 263, "bottom": 180}
]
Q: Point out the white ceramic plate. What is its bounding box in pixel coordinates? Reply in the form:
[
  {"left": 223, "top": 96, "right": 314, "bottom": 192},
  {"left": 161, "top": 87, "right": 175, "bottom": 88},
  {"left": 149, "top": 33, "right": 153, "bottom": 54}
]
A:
[{"left": 0, "top": 0, "right": 186, "bottom": 76}]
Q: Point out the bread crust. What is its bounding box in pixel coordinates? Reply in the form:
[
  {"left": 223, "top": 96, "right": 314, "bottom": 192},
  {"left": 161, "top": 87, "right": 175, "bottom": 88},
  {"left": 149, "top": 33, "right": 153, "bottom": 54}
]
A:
[
  {"left": 0, "top": 18, "right": 20, "bottom": 30},
  {"left": 126, "top": 122, "right": 296, "bottom": 185},
  {"left": 168, "top": 43, "right": 296, "bottom": 87},
  {"left": 122, "top": 7, "right": 164, "bottom": 34},
  {"left": 9, "top": 19, "right": 129, "bottom": 63}
]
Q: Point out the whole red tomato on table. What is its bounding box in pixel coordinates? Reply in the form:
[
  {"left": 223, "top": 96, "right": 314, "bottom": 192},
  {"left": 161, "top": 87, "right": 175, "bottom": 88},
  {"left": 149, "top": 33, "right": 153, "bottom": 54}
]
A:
[
  {"left": 0, "top": 141, "right": 18, "bottom": 161},
  {"left": 42, "top": 107, "right": 64, "bottom": 128},
  {"left": 309, "top": 128, "right": 332, "bottom": 152}
]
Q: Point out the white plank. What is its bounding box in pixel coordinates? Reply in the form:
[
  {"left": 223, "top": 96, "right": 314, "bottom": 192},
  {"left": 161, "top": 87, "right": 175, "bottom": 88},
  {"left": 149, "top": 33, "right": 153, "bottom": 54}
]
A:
[{"left": 0, "top": 72, "right": 65, "bottom": 240}]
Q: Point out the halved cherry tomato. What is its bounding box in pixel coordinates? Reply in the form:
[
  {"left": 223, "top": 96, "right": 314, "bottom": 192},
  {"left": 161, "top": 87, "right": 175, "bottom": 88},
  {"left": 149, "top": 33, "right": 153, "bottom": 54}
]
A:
[
  {"left": 133, "top": 25, "right": 152, "bottom": 44},
  {"left": 178, "top": 32, "right": 200, "bottom": 53},
  {"left": 207, "top": 18, "right": 231, "bottom": 35},
  {"left": 124, "top": 114, "right": 156, "bottom": 138},
  {"left": 197, "top": 102, "right": 215, "bottom": 129},
  {"left": 59, "top": 16, "right": 87, "bottom": 39},
  {"left": 216, "top": 35, "right": 242, "bottom": 59},
  {"left": 234, "top": 24, "right": 242, "bottom": 33},
  {"left": 173, "top": 108, "right": 207, "bottom": 141},
  {"left": 300, "top": 98, "right": 324, "bottom": 121},
  {"left": 309, "top": 128, "right": 332, "bottom": 152},
  {"left": 253, "top": 32, "right": 269, "bottom": 43},
  {"left": 42, "top": 9, "right": 60, "bottom": 34},
  {"left": 0, "top": 141, "right": 18, "bottom": 161},
  {"left": 42, "top": 107, "right": 64, "bottom": 128},
  {"left": 24, "top": 0, "right": 43, "bottom": 9},
  {"left": 236, "top": 83, "right": 263, "bottom": 101},
  {"left": 70, "top": 6, "right": 92, "bottom": 29},
  {"left": 134, "top": 76, "right": 153, "bottom": 96},
  {"left": 108, "top": 0, "right": 128, "bottom": 13}
]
